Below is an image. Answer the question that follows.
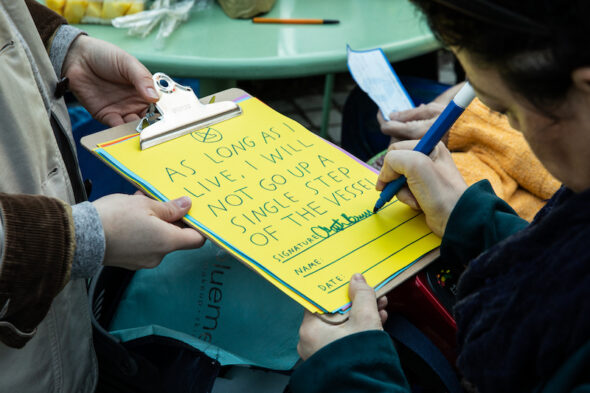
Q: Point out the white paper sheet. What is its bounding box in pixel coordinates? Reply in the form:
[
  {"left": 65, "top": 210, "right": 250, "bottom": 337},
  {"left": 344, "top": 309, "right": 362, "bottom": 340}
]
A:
[{"left": 347, "top": 46, "right": 414, "bottom": 121}]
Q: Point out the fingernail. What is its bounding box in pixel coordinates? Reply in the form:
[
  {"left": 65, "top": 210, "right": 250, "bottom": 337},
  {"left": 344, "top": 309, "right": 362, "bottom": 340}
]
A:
[
  {"left": 352, "top": 273, "right": 365, "bottom": 283},
  {"left": 389, "top": 112, "right": 399, "bottom": 120},
  {"left": 147, "top": 87, "right": 159, "bottom": 100},
  {"left": 173, "top": 196, "right": 191, "bottom": 209}
]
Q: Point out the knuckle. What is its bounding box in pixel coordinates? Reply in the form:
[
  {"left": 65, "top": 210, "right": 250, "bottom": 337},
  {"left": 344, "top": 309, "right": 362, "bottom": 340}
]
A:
[
  {"left": 157, "top": 203, "right": 176, "bottom": 220},
  {"left": 354, "top": 286, "right": 373, "bottom": 297},
  {"left": 403, "top": 158, "right": 420, "bottom": 173},
  {"left": 351, "top": 292, "right": 374, "bottom": 307},
  {"left": 409, "top": 152, "right": 432, "bottom": 169}
]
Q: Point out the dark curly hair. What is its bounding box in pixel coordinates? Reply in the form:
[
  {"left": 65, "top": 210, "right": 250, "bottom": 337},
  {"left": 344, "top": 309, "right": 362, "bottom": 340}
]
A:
[{"left": 409, "top": 0, "right": 590, "bottom": 112}]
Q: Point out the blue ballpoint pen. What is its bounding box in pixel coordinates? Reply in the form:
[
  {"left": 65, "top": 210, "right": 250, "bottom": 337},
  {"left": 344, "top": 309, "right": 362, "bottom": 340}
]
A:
[{"left": 373, "top": 82, "right": 476, "bottom": 213}]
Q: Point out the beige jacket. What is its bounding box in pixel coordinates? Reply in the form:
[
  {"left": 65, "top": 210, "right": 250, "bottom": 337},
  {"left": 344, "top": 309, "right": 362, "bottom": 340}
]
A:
[{"left": 0, "top": 1, "right": 97, "bottom": 392}]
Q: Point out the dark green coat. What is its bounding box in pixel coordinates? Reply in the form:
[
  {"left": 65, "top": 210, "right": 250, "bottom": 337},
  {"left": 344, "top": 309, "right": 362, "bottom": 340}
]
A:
[{"left": 289, "top": 181, "right": 590, "bottom": 393}]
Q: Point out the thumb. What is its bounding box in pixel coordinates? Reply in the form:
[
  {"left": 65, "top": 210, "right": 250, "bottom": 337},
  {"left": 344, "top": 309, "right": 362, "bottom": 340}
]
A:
[
  {"left": 349, "top": 274, "right": 381, "bottom": 328},
  {"left": 152, "top": 196, "right": 192, "bottom": 223},
  {"left": 122, "top": 53, "right": 159, "bottom": 102}
]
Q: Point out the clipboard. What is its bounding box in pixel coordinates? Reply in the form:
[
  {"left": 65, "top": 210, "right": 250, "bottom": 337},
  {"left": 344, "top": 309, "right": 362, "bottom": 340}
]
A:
[{"left": 81, "top": 76, "right": 440, "bottom": 325}]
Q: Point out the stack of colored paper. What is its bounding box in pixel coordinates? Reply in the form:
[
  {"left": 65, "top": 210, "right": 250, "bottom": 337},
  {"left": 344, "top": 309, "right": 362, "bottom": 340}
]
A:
[{"left": 92, "top": 94, "right": 441, "bottom": 315}]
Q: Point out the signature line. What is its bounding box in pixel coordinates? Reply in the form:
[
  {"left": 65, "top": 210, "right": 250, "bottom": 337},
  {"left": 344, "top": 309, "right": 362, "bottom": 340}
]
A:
[
  {"left": 281, "top": 200, "right": 398, "bottom": 264},
  {"left": 303, "top": 212, "right": 422, "bottom": 277},
  {"left": 326, "top": 231, "right": 434, "bottom": 294}
]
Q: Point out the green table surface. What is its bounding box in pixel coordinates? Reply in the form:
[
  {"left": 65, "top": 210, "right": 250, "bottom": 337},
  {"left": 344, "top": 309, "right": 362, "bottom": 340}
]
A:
[{"left": 78, "top": 0, "right": 439, "bottom": 79}]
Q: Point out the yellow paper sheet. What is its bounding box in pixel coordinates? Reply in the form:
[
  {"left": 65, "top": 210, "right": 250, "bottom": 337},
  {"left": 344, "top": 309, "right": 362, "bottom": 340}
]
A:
[{"left": 95, "top": 97, "right": 440, "bottom": 313}]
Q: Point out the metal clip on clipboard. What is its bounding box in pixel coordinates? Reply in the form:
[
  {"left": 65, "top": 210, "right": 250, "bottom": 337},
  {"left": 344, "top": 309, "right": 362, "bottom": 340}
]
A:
[{"left": 137, "top": 73, "right": 242, "bottom": 150}]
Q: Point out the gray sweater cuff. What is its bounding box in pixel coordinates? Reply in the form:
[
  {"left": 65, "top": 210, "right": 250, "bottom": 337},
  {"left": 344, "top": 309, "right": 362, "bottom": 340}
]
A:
[
  {"left": 71, "top": 202, "right": 105, "bottom": 279},
  {"left": 49, "top": 25, "right": 87, "bottom": 78}
]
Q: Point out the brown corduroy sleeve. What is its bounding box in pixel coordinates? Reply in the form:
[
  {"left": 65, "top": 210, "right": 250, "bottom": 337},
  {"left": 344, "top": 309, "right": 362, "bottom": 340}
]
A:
[
  {"left": 0, "top": 194, "right": 75, "bottom": 348},
  {"left": 24, "top": 0, "right": 67, "bottom": 50}
]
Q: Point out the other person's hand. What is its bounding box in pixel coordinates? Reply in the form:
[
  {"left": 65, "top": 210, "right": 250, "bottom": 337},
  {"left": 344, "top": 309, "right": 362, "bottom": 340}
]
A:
[
  {"left": 377, "top": 82, "right": 465, "bottom": 146},
  {"left": 297, "top": 273, "right": 388, "bottom": 361},
  {"left": 377, "top": 140, "right": 468, "bottom": 236},
  {"left": 93, "top": 193, "right": 206, "bottom": 270},
  {"left": 62, "top": 35, "right": 159, "bottom": 126},
  {"left": 378, "top": 102, "right": 446, "bottom": 144}
]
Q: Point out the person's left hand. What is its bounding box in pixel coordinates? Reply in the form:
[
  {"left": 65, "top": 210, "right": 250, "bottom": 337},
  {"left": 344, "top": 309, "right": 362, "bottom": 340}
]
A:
[
  {"left": 297, "top": 273, "right": 388, "bottom": 361},
  {"left": 62, "top": 35, "right": 159, "bottom": 126},
  {"left": 93, "top": 191, "right": 206, "bottom": 270},
  {"left": 377, "top": 102, "right": 446, "bottom": 144}
]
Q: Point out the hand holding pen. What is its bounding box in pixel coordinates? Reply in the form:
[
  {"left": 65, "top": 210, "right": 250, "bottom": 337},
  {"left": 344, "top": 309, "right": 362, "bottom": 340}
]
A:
[
  {"left": 373, "top": 83, "right": 475, "bottom": 213},
  {"left": 373, "top": 83, "right": 475, "bottom": 235}
]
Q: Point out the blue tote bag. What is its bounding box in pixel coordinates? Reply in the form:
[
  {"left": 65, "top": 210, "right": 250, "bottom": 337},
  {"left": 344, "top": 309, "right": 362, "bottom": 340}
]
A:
[{"left": 90, "top": 241, "right": 303, "bottom": 393}]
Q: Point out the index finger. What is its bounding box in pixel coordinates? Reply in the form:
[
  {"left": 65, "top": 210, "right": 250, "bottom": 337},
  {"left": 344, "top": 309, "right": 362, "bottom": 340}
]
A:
[{"left": 376, "top": 140, "right": 419, "bottom": 189}]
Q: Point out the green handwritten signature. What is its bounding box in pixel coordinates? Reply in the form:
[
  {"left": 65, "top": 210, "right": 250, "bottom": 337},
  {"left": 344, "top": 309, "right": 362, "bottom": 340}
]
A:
[{"left": 310, "top": 209, "right": 373, "bottom": 239}]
